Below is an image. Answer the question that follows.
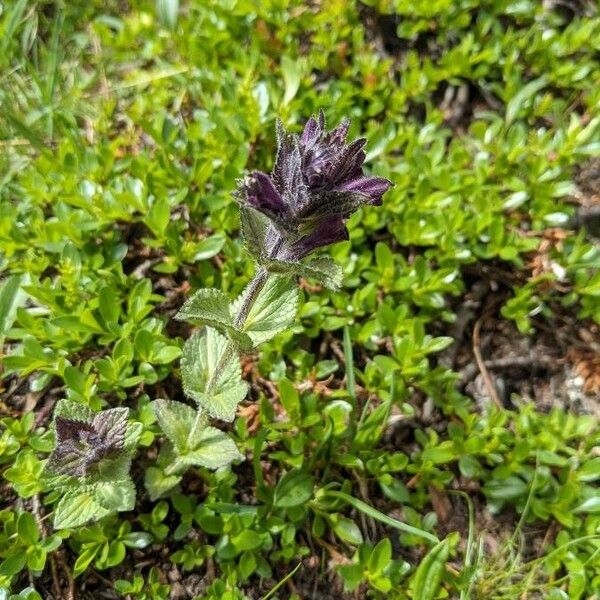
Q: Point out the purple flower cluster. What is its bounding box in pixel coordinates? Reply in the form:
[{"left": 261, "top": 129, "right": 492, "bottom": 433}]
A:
[{"left": 235, "top": 111, "right": 392, "bottom": 260}]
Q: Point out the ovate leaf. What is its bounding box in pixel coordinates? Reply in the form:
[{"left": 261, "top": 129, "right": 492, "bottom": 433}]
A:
[
  {"left": 239, "top": 205, "right": 269, "bottom": 259},
  {"left": 506, "top": 76, "right": 547, "bottom": 124},
  {"left": 175, "top": 288, "right": 251, "bottom": 348},
  {"left": 94, "top": 480, "right": 136, "bottom": 513},
  {"left": 302, "top": 256, "right": 343, "bottom": 290},
  {"left": 152, "top": 399, "right": 196, "bottom": 453},
  {"left": 234, "top": 275, "right": 298, "bottom": 345},
  {"left": 332, "top": 514, "right": 364, "bottom": 545},
  {"left": 181, "top": 427, "right": 242, "bottom": 469},
  {"left": 53, "top": 492, "right": 110, "bottom": 530},
  {"left": 181, "top": 328, "right": 248, "bottom": 421},
  {"left": 145, "top": 466, "right": 181, "bottom": 502},
  {"left": 274, "top": 469, "right": 313, "bottom": 508}
]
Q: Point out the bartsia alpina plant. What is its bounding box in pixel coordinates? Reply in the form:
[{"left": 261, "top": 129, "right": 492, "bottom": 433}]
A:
[
  {"left": 149, "top": 112, "right": 392, "bottom": 500},
  {"left": 234, "top": 110, "right": 392, "bottom": 260}
]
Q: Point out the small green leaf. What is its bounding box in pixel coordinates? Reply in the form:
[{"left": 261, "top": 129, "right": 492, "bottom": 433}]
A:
[
  {"left": 368, "top": 538, "right": 392, "bottom": 574},
  {"left": 181, "top": 328, "right": 248, "bottom": 421},
  {"left": 0, "top": 554, "right": 27, "bottom": 578},
  {"left": 281, "top": 55, "right": 303, "bottom": 106},
  {"left": 0, "top": 274, "right": 27, "bottom": 340},
  {"left": 17, "top": 512, "right": 39, "bottom": 546},
  {"left": 145, "top": 466, "right": 181, "bottom": 502},
  {"left": 506, "top": 76, "right": 547, "bottom": 124},
  {"left": 573, "top": 495, "right": 600, "bottom": 514},
  {"left": 274, "top": 469, "right": 313, "bottom": 508},
  {"left": 194, "top": 234, "right": 225, "bottom": 261},
  {"left": 234, "top": 275, "right": 298, "bottom": 345},
  {"left": 577, "top": 457, "right": 600, "bottom": 482},
  {"left": 332, "top": 514, "right": 364, "bottom": 545},
  {"left": 410, "top": 538, "right": 451, "bottom": 600}
]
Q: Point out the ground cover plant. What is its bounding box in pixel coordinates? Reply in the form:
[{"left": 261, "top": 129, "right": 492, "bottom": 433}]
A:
[{"left": 1, "top": 0, "right": 599, "bottom": 598}]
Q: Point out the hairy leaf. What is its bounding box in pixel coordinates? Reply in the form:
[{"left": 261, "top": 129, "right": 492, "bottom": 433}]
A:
[
  {"left": 92, "top": 407, "right": 128, "bottom": 449},
  {"left": 152, "top": 399, "right": 197, "bottom": 453},
  {"left": 262, "top": 256, "right": 343, "bottom": 290},
  {"left": 175, "top": 288, "right": 252, "bottom": 349},
  {"left": 53, "top": 491, "right": 111, "bottom": 530},
  {"left": 145, "top": 465, "right": 181, "bottom": 502},
  {"left": 239, "top": 205, "right": 269, "bottom": 259},
  {"left": 233, "top": 275, "right": 299, "bottom": 345},
  {"left": 181, "top": 328, "right": 248, "bottom": 421},
  {"left": 178, "top": 426, "right": 242, "bottom": 470}
]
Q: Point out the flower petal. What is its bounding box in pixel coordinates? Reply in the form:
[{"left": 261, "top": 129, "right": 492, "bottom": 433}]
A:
[
  {"left": 325, "top": 117, "right": 350, "bottom": 146},
  {"left": 287, "top": 215, "right": 349, "bottom": 259},
  {"left": 300, "top": 115, "right": 322, "bottom": 147},
  {"left": 240, "top": 171, "right": 288, "bottom": 217},
  {"left": 337, "top": 176, "right": 393, "bottom": 205}
]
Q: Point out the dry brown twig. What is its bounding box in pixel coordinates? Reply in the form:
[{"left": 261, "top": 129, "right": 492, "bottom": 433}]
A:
[{"left": 472, "top": 317, "right": 503, "bottom": 409}]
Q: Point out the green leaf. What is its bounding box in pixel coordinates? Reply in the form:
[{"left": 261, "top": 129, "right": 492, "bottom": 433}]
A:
[
  {"left": 53, "top": 492, "right": 111, "bottom": 530},
  {"left": 234, "top": 275, "right": 298, "bottom": 345},
  {"left": 483, "top": 476, "right": 528, "bottom": 501},
  {"left": 0, "top": 554, "right": 27, "bottom": 578},
  {"left": 410, "top": 538, "right": 451, "bottom": 600},
  {"left": 369, "top": 538, "right": 392, "bottom": 574},
  {"left": 194, "top": 234, "right": 225, "bottom": 261},
  {"left": 506, "top": 76, "right": 547, "bottom": 124},
  {"left": 175, "top": 288, "right": 252, "bottom": 348},
  {"left": 274, "top": 469, "right": 313, "bottom": 508},
  {"left": 17, "top": 512, "right": 39, "bottom": 546},
  {"left": 152, "top": 399, "right": 197, "bottom": 453},
  {"left": 156, "top": 0, "right": 179, "bottom": 29},
  {"left": 577, "top": 457, "right": 600, "bottom": 482},
  {"left": 145, "top": 466, "right": 181, "bottom": 502},
  {"left": 281, "top": 55, "right": 302, "bottom": 106},
  {"left": 0, "top": 274, "right": 27, "bottom": 340},
  {"left": 179, "top": 426, "right": 242, "bottom": 470},
  {"left": 332, "top": 514, "right": 363, "bottom": 545},
  {"left": 573, "top": 495, "right": 600, "bottom": 514},
  {"left": 94, "top": 479, "right": 136, "bottom": 513},
  {"left": 319, "top": 490, "right": 439, "bottom": 544},
  {"left": 301, "top": 257, "right": 343, "bottom": 290},
  {"left": 181, "top": 328, "right": 248, "bottom": 422},
  {"left": 239, "top": 205, "right": 268, "bottom": 259}
]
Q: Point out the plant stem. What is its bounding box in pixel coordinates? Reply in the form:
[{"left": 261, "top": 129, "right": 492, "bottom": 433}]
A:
[{"left": 189, "top": 245, "right": 279, "bottom": 442}]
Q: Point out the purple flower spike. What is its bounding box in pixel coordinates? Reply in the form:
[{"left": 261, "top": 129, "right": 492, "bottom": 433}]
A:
[{"left": 235, "top": 111, "right": 392, "bottom": 260}]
